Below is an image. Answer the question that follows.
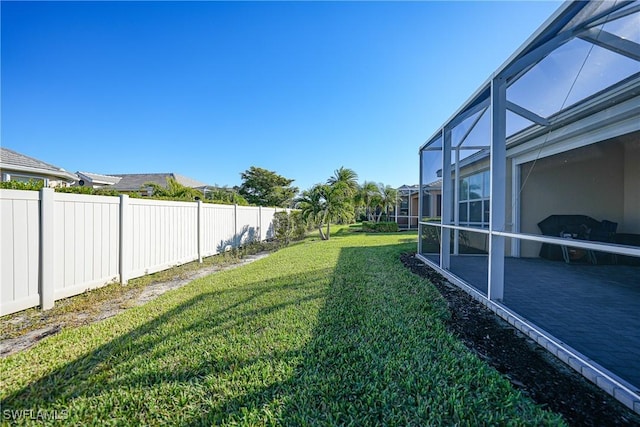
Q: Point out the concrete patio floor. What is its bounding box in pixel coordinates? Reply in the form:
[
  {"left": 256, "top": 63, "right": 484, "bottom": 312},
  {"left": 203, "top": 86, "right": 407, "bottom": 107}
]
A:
[{"left": 423, "top": 254, "right": 640, "bottom": 393}]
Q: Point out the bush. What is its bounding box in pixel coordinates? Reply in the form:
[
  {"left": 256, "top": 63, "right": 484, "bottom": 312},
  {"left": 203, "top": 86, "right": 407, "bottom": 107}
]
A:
[
  {"left": 0, "top": 180, "right": 45, "bottom": 190},
  {"left": 290, "top": 211, "right": 307, "bottom": 240},
  {"left": 273, "top": 211, "right": 307, "bottom": 244},
  {"left": 273, "top": 211, "right": 293, "bottom": 244},
  {"left": 56, "top": 186, "right": 122, "bottom": 197},
  {"left": 362, "top": 221, "right": 399, "bottom": 233}
]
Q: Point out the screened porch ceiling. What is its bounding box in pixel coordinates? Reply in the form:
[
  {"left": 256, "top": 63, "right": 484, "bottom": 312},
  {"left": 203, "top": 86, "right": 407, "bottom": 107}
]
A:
[{"left": 420, "top": 0, "right": 640, "bottom": 156}]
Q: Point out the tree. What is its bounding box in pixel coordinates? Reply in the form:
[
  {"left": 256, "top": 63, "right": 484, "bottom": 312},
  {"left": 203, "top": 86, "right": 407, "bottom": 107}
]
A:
[
  {"left": 327, "top": 167, "right": 359, "bottom": 197},
  {"left": 376, "top": 184, "right": 398, "bottom": 222},
  {"left": 205, "top": 186, "right": 249, "bottom": 205},
  {"left": 355, "top": 181, "right": 381, "bottom": 221},
  {"left": 296, "top": 185, "right": 328, "bottom": 239},
  {"left": 239, "top": 166, "right": 298, "bottom": 208},
  {"left": 272, "top": 210, "right": 307, "bottom": 244},
  {"left": 327, "top": 167, "right": 358, "bottom": 224},
  {"left": 295, "top": 183, "right": 351, "bottom": 240}
]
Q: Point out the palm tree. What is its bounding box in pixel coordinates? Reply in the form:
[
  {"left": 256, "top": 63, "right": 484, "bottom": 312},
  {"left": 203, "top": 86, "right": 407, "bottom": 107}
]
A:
[
  {"left": 327, "top": 167, "right": 358, "bottom": 224},
  {"left": 376, "top": 184, "right": 398, "bottom": 222},
  {"left": 296, "top": 185, "right": 328, "bottom": 240},
  {"left": 322, "top": 183, "right": 353, "bottom": 237},
  {"left": 355, "top": 181, "right": 380, "bottom": 221},
  {"left": 296, "top": 183, "right": 352, "bottom": 240},
  {"left": 327, "top": 167, "right": 359, "bottom": 197}
]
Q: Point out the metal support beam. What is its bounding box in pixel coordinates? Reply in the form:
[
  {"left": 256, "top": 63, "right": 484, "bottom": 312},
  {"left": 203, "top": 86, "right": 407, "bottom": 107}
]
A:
[
  {"left": 585, "top": 4, "right": 640, "bottom": 29},
  {"left": 574, "top": 1, "right": 635, "bottom": 33},
  {"left": 578, "top": 28, "right": 640, "bottom": 62},
  {"left": 453, "top": 147, "right": 460, "bottom": 255},
  {"left": 506, "top": 101, "right": 550, "bottom": 126},
  {"left": 511, "top": 161, "right": 521, "bottom": 257},
  {"left": 456, "top": 107, "right": 488, "bottom": 148},
  {"left": 440, "top": 128, "right": 452, "bottom": 270},
  {"left": 501, "top": 31, "right": 575, "bottom": 83},
  {"left": 488, "top": 77, "right": 507, "bottom": 301},
  {"left": 447, "top": 97, "right": 490, "bottom": 132},
  {"left": 418, "top": 150, "right": 423, "bottom": 254},
  {"left": 504, "top": 2, "right": 632, "bottom": 86}
]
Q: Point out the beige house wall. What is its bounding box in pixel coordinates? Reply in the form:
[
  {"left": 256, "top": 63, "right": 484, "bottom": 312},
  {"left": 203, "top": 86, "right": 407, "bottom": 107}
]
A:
[
  {"left": 1, "top": 171, "right": 73, "bottom": 188},
  {"left": 519, "top": 139, "right": 627, "bottom": 257},
  {"left": 623, "top": 137, "right": 640, "bottom": 234},
  {"left": 445, "top": 132, "right": 638, "bottom": 258},
  {"left": 410, "top": 194, "right": 419, "bottom": 216}
]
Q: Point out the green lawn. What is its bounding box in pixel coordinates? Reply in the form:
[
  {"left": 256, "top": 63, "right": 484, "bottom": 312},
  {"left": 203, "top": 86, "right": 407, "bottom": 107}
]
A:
[{"left": 1, "top": 229, "right": 564, "bottom": 425}]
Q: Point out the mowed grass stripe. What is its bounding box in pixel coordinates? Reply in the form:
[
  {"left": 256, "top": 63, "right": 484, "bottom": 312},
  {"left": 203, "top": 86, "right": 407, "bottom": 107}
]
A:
[{"left": 0, "top": 230, "right": 564, "bottom": 425}]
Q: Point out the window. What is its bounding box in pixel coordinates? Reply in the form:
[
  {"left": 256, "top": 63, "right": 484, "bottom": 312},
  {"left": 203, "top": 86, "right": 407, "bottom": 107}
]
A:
[
  {"left": 421, "top": 190, "right": 431, "bottom": 218},
  {"left": 4, "top": 173, "right": 47, "bottom": 186},
  {"left": 459, "top": 170, "right": 489, "bottom": 227},
  {"left": 400, "top": 196, "right": 409, "bottom": 216}
]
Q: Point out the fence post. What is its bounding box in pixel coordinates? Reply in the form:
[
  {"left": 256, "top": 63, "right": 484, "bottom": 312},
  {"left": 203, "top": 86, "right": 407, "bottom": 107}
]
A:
[
  {"left": 234, "top": 203, "right": 238, "bottom": 248},
  {"left": 40, "top": 188, "right": 54, "bottom": 310},
  {"left": 119, "top": 194, "right": 130, "bottom": 285},
  {"left": 273, "top": 207, "right": 277, "bottom": 241},
  {"left": 258, "top": 206, "right": 262, "bottom": 241},
  {"left": 197, "top": 200, "right": 203, "bottom": 263}
]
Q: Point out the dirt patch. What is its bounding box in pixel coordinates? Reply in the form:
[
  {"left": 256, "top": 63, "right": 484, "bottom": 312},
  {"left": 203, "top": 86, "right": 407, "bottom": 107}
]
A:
[
  {"left": 401, "top": 252, "right": 640, "bottom": 426},
  {"left": 0, "top": 252, "right": 270, "bottom": 358}
]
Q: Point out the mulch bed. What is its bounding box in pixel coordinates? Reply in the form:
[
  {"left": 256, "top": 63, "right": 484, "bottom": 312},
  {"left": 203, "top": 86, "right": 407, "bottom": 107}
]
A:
[{"left": 400, "top": 252, "right": 640, "bottom": 426}]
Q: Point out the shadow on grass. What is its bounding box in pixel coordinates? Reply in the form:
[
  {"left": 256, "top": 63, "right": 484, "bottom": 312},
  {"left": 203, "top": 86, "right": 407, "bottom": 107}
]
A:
[
  {"left": 2, "top": 240, "right": 553, "bottom": 425},
  {"left": 1, "top": 264, "right": 331, "bottom": 420}
]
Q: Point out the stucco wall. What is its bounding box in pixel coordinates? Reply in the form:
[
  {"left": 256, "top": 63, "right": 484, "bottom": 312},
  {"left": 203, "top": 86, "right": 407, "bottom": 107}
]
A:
[
  {"left": 519, "top": 139, "right": 626, "bottom": 257},
  {"left": 623, "top": 136, "right": 640, "bottom": 234}
]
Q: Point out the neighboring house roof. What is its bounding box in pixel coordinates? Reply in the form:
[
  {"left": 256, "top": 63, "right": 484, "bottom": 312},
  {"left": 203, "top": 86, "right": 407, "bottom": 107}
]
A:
[
  {"left": 397, "top": 179, "right": 442, "bottom": 195},
  {"left": 0, "top": 147, "right": 77, "bottom": 182},
  {"left": 76, "top": 171, "right": 122, "bottom": 186},
  {"left": 397, "top": 184, "right": 420, "bottom": 192},
  {"left": 397, "top": 181, "right": 441, "bottom": 195},
  {"left": 172, "top": 173, "right": 211, "bottom": 190},
  {"left": 108, "top": 173, "right": 210, "bottom": 191},
  {"left": 426, "top": 179, "right": 442, "bottom": 189}
]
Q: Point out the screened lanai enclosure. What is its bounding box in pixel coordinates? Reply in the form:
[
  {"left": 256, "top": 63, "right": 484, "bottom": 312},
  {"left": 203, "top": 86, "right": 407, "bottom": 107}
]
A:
[{"left": 417, "top": 0, "right": 640, "bottom": 412}]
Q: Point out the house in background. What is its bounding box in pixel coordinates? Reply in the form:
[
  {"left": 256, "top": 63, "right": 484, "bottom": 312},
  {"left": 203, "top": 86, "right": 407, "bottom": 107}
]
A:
[
  {"left": 0, "top": 147, "right": 77, "bottom": 187},
  {"left": 391, "top": 181, "right": 441, "bottom": 230},
  {"left": 108, "top": 173, "right": 213, "bottom": 196},
  {"left": 418, "top": 0, "right": 640, "bottom": 412},
  {"left": 75, "top": 171, "right": 122, "bottom": 189}
]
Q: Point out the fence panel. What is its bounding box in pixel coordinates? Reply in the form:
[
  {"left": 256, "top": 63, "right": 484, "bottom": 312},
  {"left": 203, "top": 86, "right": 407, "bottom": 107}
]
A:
[
  {"left": 236, "top": 206, "right": 260, "bottom": 245},
  {"left": 52, "top": 193, "right": 121, "bottom": 301},
  {"left": 1, "top": 191, "right": 281, "bottom": 315},
  {"left": 0, "top": 190, "right": 41, "bottom": 316},
  {"left": 261, "top": 207, "right": 277, "bottom": 240},
  {"left": 201, "top": 204, "right": 235, "bottom": 256},
  {"left": 126, "top": 199, "right": 199, "bottom": 280}
]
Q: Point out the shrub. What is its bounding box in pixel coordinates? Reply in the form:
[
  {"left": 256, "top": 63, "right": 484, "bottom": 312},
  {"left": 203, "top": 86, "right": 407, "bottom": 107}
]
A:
[
  {"left": 273, "top": 211, "right": 307, "bottom": 244},
  {"left": 290, "top": 210, "right": 307, "bottom": 240},
  {"left": 273, "top": 211, "right": 293, "bottom": 244},
  {"left": 362, "top": 221, "right": 399, "bottom": 233},
  {"left": 205, "top": 188, "right": 249, "bottom": 205},
  {"left": 0, "top": 180, "right": 45, "bottom": 190},
  {"left": 56, "top": 186, "right": 122, "bottom": 197}
]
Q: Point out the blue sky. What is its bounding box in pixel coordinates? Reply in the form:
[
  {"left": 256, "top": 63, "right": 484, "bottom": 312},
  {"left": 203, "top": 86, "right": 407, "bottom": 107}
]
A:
[{"left": 1, "top": 1, "right": 561, "bottom": 192}]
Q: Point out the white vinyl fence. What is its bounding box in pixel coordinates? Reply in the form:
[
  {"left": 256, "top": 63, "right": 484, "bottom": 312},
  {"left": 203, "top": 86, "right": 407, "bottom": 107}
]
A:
[{"left": 0, "top": 188, "right": 280, "bottom": 316}]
